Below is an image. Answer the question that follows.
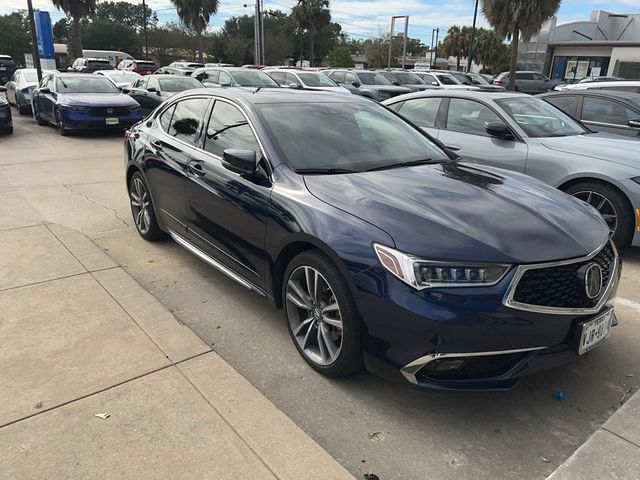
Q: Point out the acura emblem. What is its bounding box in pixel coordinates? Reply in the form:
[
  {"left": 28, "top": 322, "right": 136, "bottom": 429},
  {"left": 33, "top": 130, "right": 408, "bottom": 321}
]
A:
[
  {"left": 107, "top": 108, "right": 114, "bottom": 114},
  {"left": 584, "top": 263, "right": 603, "bottom": 299}
]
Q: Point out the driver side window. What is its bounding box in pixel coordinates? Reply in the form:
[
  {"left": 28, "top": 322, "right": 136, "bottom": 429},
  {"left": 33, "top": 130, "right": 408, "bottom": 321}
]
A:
[
  {"left": 147, "top": 77, "right": 159, "bottom": 91},
  {"left": 446, "top": 98, "right": 501, "bottom": 136},
  {"left": 204, "top": 101, "right": 260, "bottom": 158},
  {"left": 345, "top": 73, "right": 357, "bottom": 85}
]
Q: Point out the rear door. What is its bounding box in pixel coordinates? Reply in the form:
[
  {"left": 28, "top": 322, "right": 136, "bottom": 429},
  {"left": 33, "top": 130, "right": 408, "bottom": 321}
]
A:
[
  {"left": 579, "top": 95, "right": 640, "bottom": 138},
  {"left": 533, "top": 73, "right": 551, "bottom": 93},
  {"left": 438, "top": 97, "right": 528, "bottom": 171},
  {"left": 516, "top": 72, "right": 535, "bottom": 93},
  {"left": 144, "top": 97, "right": 211, "bottom": 234},
  {"left": 185, "top": 99, "right": 273, "bottom": 287}
]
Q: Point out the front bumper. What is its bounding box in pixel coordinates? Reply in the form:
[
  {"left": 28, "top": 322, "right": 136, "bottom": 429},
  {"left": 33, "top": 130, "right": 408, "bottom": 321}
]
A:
[
  {"left": 58, "top": 109, "right": 141, "bottom": 130},
  {"left": 353, "top": 254, "right": 621, "bottom": 391}
]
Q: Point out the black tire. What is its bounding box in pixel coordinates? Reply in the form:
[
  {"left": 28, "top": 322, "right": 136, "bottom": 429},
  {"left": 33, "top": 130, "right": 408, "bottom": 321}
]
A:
[
  {"left": 18, "top": 104, "right": 29, "bottom": 115},
  {"left": 35, "top": 110, "right": 48, "bottom": 126},
  {"left": 564, "top": 181, "right": 634, "bottom": 248},
  {"left": 55, "top": 110, "right": 72, "bottom": 136},
  {"left": 283, "top": 250, "right": 363, "bottom": 378},
  {"left": 128, "top": 171, "right": 166, "bottom": 241},
  {"left": 1, "top": 127, "right": 13, "bottom": 135}
]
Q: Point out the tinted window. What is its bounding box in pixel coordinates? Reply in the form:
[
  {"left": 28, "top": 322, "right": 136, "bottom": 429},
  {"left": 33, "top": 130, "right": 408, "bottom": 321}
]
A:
[
  {"left": 219, "top": 71, "right": 232, "bottom": 85},
  {"left": 269, "top": 71, "right": 286, "bottom": 84},
  {"left": 56, "top": 76, "right": 119, "bottom": 93},
  {"left": 496, "top": 97, "right": 586, "bottom": 137},
  {"left": 297, "top": 72, "right": 337, "bottom": 87},
  {"left": 544, "top": 95, "right": 579, "bottom": 117},
  {"left": 533, "top": 73, "right": 548, "bottom": 81},
  {"left": 332, "top": 71, "right": 346, "bottom": 83},
  {"left": 516, "top": 72, "right": 534, "bottom": 80},
  {"left": 134, "top": 78, "right": 148, "bottom": 88},
  {"left": 147, "top": 77, "right": 159, "bottom": 90},
  {"left": 356, "top": 72, "right": 391, "bottom": 85},
  {"left": 345, "top": 72, "right": 358, "bottom": 84},
  {"left": 446, "top": 98, "right": 500, "bottom": 136},
  {"left": 285, "top": 73, "right": 300, "bottom": 86},
  {"left": 581, "top": 97, "right": 639, "bottom": 125},
  {"left": 158, "top": 78, "right": 202, "bottom": 92},
  {"left": 436, "top": 74, "right": 460, "bottom": 85},
  {"left": 229, "top": 70, "right": 277, "bottom": 86},
  {"left": 158, "top": 104, "right": 176, "bottom": 132},
  {"left": 168, "top": 98, "right": 210, "bottom": 145},
  {"left": 398, "top": 97, "right": 442, "bottom": 127},
  {"left": 204, "top": 101, "right": 260, "bottom": 157}
]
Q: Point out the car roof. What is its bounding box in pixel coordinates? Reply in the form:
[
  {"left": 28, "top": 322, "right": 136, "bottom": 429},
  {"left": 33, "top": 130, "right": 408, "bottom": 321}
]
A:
[
  {"left": 384, "top": 89, "right": 529, "bottom": 103},
  {"left": 539, "top": 89, "right": 640, "bottom": 101},
  {"left": 150, "top": 74, "right": 195, "bottom": 79}
]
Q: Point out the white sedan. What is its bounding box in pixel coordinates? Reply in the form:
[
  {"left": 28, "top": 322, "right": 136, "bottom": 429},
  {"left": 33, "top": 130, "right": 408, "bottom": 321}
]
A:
[
  {"left": 94, "top": 70, "right": 142, "bottom": 89},
  {"left": 265, "top": 69, "right": 351, "bottom": 94}
]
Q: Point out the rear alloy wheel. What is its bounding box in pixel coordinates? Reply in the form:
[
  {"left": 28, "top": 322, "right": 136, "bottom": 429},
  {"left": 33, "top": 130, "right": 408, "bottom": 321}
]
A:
[
  {"left": 565, "top": 181, "right": 634, "bottom": 248},
  {"left": 283, "top": 251, "right": 363, "bottom": 377},
  {"left": 128, "top": 172, "right": 165, "bottom": 241}
]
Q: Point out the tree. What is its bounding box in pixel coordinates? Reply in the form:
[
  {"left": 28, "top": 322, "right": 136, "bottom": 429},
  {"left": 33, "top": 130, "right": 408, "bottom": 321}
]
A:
[
  {"left": 0, "top": 13, "right": 31, "bottom": 64},
  {"left": 170, "top": 0, "right": 219, "bottom": 63},
  {"left": 325, "top": 46, "right": 353, "bottom": 67},
  {"left": 473, "top": 28, "right": 508, "bottom": 73},
  {"left": 225, "top": 36, "right": 251, "bottom": 66},
  {"left": 439, "top": 25, "right": 472, "bottom": 71},
  {"left": 53, "top": 18, "right": 71, "bottom": 43},
  {"left": 481, "top": 0, "right": 561, "bottom": 90},
  {"left": 50, "top": 0, "right": 98, "bottom": 60},
  {"left": 292, "top": 0, "right": 331, "bottom": 67},
  {"left": 95, "top": 1, "right": 157, "bottom": 31},
  {"left": 82, "top": 20, "right": 141, "bottom": 56}
]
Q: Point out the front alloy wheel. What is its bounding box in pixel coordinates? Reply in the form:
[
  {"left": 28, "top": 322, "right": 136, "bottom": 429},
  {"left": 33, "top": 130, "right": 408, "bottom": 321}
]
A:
[{"left": 284, "top": 251, "right": 363, "bottom": 377}]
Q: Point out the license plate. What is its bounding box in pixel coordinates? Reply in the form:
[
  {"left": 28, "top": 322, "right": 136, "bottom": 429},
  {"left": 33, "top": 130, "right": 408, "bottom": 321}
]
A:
[
  {"left": 105, "top": 117, "right": 119, "bottom": 125},
  {"left": 578, "top": 309, "right": 614, "bottom": 355}
]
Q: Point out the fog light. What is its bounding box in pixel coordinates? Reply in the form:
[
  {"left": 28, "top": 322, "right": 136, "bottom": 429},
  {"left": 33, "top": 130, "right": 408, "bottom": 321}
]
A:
[{"left": 432, "top": 358, "right": 466, "bottom": 372}]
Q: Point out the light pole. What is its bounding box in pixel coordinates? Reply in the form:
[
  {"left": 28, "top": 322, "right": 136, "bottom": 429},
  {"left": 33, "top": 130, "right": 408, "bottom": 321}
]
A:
[
  {"left": 387, "top": 15, "right": 409, "bottom": 70},
  {"left": 434, "top": 27, "right": 440, "bottom": 68},
  {"left": 467, "top": 0, "right": 479, "bottom": 72},
  {"left": 142, "top": 0, "right": 149, "bottom": 59},
  {"left": 430, "top": 28, "right": 435, "bottom": 68},
  {"left": 26, "top": 0, "right": 42, "bottom": 82}
]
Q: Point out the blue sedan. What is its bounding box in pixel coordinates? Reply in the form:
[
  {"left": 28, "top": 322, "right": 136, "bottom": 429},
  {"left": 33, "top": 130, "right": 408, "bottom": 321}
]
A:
[
  {"left": 124, "top": 88, "right": 620, "bottom": 390},
  {"left": 32, "top": 72, "right": 141, "bottom": 135}
]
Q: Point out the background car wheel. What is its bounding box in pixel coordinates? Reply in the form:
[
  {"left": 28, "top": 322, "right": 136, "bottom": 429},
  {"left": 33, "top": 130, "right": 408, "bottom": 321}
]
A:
[
  {"left": 55, "top": 110, "right": 72, "bottom": 136},
  {"left": 283, "top": 250, "right": 363, "bottom": 378},
  {"left": 35, "top": 110, "right": 48, "bottom": 126},
  {"left": 128, "top": 172, "right": 165, "bottom": 241},
  {"left": 18, "top": 105, "right": 29, "bottom": 115},
  {"left": 565, "top": 181, "right": 634, "bottom": 247}
]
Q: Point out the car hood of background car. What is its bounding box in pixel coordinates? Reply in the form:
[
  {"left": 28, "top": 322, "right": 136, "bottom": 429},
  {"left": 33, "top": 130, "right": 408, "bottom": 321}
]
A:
[
  {"left": 58, "top": 93, "right": 139, "bottom": 107},
  {"left": 538, "top": 134, "right": 640, "bottom": 168},
  {"left": 303, "top": 162, "right": 608, "bottom": 264}
]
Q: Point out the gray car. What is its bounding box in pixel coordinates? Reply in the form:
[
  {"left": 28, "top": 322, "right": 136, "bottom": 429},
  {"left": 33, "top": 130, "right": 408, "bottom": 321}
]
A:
[
  {"left": 5, "top": 69, "right": 56, "bottom": 114},
  {"left": 124, "top": 74, "right": 204, "bottom": 116},
  {"left": 383, "top": 90, "right": 640, "bottom": 248},
  {"left": 493, "top": 71, "right": 562, "bottom": 94},
  {"left": 324, "top": 69, "right": 410, "bottom": 101}
]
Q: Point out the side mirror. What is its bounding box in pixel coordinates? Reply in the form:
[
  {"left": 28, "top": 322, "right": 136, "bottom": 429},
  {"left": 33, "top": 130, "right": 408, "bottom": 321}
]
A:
[
  {"left": 220, "top": 82, "right": 232, "bottom": 87},
  {"left": 223, "top": 149, "right": 258, "bottom": 175},
  {"left": 121, "top": 87, "right": 130, "bottom": 93},
  {"left": 485, "top": 120, "right": 513, "bottom": 139},
  {"left": 392, "top": 81, "right": 401, "bottom": 86},
  {"left": 351, "top": 81, "right": 361, "bottom": 88},
  {"left": 432, "top": 81, "right": 439, "bottom": 86},
  {"left": 0, "top": 85, "right": 6, "bottom": 92},
  {"left": 287, "top": 83, "right": 301, "bottom": 89},
  {"left": 147, "top": 87, "right": 157, "bottom": 93},
  {"left": 39, "top": 87, "right": 51, "bottom": 94},
  {"left": 628, "top": 119, "right": 640, "bottom": 128}
]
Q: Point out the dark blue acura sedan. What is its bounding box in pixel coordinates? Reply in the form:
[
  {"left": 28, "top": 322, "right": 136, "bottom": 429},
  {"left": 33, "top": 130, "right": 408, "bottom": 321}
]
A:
[
  {"left": 124, "top": 88, "right": 621, "bottom": 390},
  {"left": 32, "top": 72, "right": 141, "bottom": 135}
]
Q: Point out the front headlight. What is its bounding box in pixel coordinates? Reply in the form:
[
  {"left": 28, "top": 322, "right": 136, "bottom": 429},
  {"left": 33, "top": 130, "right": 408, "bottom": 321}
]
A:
[
  {"left": 61, "top": 104, "right": 87, "bottom": 111},
  {"left": 373, "top": 243, "right": 511, "bottom": 289}
]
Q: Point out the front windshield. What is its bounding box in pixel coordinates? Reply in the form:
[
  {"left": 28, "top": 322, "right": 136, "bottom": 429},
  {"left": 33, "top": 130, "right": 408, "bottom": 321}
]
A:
[
  {"left": 391, "top": 72, "right": 425, "bottom": 85},
  {"left": 257, "top": 102, "right": 448, "bottom": 172},
  {"left": 357, "top": 72, "right": 392, "bottom": 85},
  {"left": 56, "top": 76, "right": 120, "bottom": 93},
  {"left": 436, "top": 74, "right": 461, "bottom": 85},
  {"left": 467, "top": 73, "right": 489, "bottom": 85},
  {"left": 297, "top": 72, "right": 337, "bottom": 87},
  {"left": 495, "top": 97, "right": 587, "bottom": 138},
  {"left": 159, "top": 78, "right": 203, "bottom": 92},
  {"left": 231, "top": 70, "right": 279, "bottom": 86}
]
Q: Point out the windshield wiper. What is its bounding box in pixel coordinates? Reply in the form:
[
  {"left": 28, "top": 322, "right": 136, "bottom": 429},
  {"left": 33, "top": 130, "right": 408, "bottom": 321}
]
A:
[
  {"left": 295, "top": 167, "right": 361, "bottom": 175},
  {"left": 363, "top": 158, "right": 445, "bottom": 172}
]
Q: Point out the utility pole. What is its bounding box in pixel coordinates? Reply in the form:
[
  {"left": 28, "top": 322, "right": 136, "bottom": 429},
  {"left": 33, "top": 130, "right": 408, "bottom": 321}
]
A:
[
  {"left": 254, "top": 0, "right": 259, "bottom": 64},
  {"left": 26, "top": 0, "right": 42, "bottom": 82},
  {"left": 467, "top": 0, "right": 479, "bottom": 72},
  {"left": 434, "top": 27, "right": 440, "bottom": 68},
  {"left": 260, "top": 0, "right": 265, "bottom": 65},
  {"left": 142, "top": 0, "right": 149, "bottom": 59},
  {"left": 430, "top": 29, "right": 435, "bottom": 68}
]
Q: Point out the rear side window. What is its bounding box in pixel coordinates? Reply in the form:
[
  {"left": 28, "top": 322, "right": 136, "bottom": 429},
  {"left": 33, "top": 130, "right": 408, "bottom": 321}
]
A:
[
  {"left": 158, "top": 104, "right": 175, "bottom": 132},
  {"left": 398, "top": 97, "right": 442, "bottom": 127},
  {"left": 446, "top": 98, "right": 500, "bottom": 136},
  {"left": 544, "top": 95, "right": 579, "bottom": 117},
  {"left": 168, "top": 98, "right": 210, "bottom": 145},
  {"left": 204, "top": 101, "right": 260, "bottom": 157},
  {"left": 269, "top": 71, "right": 286, "bottom": 84},
  {"left": 219, "top": 71, "right": 232, "bottom": 85},
  {"left": 516, "top": 73, "right": 534, "bottom": 80},
  {"left": 581, "top": 97, "right": 639, "bottom": 125},
  {"left": 533, "top": 73, "right": 548, "bottom": 81}
]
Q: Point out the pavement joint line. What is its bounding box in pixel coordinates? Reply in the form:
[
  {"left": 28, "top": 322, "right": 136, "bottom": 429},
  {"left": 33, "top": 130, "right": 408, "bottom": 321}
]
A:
[
  {"left": 616, "top": 297, "right": 640, "bottom": 312},
  {"left": 0, "top": 268, "right": 118, "bottom": 293},
  {"left": 0, "top": 350, "right": 212, "bottom": 431},
  {"left": 175, "top": 362, "right": 282, "bottom": 480},
  {"left": 62, "top": 183, "right": 130, "bottom": 227},
  {"left": 0, "top": 223, "right": 46, "bottom": 233},
  {"left": 601, "top": 427, "right": 640, "bottom": 449}
]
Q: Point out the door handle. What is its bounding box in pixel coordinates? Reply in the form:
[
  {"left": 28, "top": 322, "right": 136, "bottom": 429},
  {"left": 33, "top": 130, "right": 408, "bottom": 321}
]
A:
[
  {"left": 445, "top": 145, "right": 461, "bottom": 151},
  {"left": 188, "top": 162, "right": 205, "bottom": 176}
]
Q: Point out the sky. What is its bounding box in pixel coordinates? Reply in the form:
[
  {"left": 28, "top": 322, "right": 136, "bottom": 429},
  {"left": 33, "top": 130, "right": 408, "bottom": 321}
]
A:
[{"left": 2, "top": 0, "right": 640, "bottom": 44}]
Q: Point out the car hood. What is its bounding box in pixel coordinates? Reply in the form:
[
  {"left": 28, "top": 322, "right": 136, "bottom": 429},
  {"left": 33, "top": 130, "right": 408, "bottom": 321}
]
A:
[
  {"left": 303, "top": 162, "right": 608, "bottom": 264},
  {"left": 538, "top": 134, "right": 640, "bottom": 168},
  {"left": 58, "top": 93, "right": 139, "bottom": 107}
]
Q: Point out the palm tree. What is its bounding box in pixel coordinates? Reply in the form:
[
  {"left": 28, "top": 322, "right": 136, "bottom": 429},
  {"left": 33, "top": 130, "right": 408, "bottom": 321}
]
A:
[
  {"left": 481, "top": 0, "right": 561, "bottom": 90},
  {"left": 292, "top": 0, "right": 331, "bottom": 67},
  {"left": 170, "top": 0, "right": 219, "bottom": 63},
  {"left": 439, "top": 25, "right": 471, "bottom": 71},
  {"left": 51, "top": 0, "right": 97, "bottom": 60}
]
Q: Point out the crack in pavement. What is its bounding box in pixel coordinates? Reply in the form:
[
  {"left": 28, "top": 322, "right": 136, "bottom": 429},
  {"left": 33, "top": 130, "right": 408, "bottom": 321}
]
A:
[{"left": 63, "top": 184, "right": 130, "bottom": 227}]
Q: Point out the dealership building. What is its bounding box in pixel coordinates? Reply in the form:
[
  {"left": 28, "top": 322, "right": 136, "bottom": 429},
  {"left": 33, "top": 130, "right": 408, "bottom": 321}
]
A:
[{"left": 518, "top": 10, "right": 640, "bottom": 82}]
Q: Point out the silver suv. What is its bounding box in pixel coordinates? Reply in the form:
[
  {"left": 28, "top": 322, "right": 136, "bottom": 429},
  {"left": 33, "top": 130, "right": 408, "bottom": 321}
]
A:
[{"left": 493, "top": 71, "right": 562, "bottom": 94}]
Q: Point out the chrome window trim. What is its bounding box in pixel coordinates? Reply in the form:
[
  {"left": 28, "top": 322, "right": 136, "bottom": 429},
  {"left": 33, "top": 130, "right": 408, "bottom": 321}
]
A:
[
  {"left": 582, "top": 120, "right": 635, "bottom": 130},
  {"left": 503, "top": 240, "right": 619, "bottom": 315},
  {"left": 401, "top": 347, "right": 547, "bottom": 384}
]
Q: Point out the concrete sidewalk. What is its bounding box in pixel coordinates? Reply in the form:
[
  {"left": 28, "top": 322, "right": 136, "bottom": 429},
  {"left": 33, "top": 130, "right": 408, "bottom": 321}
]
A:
[
  {"left": 0, "top": 222, "right": 354, "bottom": 479},
  {"left": 546, "top": 388, "right": 640, "bottom": 480}
]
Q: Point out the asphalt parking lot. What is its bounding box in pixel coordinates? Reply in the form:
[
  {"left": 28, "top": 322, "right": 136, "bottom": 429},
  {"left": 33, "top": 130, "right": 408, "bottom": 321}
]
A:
[{"left": 3, "top": 113, "right": 640, "bottom": 480}]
